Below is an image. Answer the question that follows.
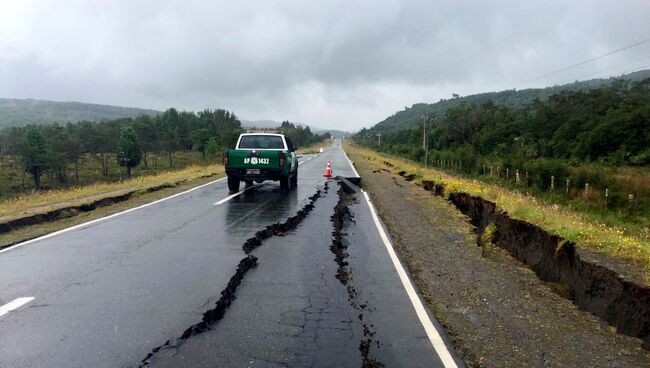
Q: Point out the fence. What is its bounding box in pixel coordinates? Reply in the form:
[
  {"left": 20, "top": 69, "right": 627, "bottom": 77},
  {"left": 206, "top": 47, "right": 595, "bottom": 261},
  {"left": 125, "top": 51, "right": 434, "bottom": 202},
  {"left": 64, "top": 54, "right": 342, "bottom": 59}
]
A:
[{"left": 430, "top": 159, "right": 641, "bottom": 212}]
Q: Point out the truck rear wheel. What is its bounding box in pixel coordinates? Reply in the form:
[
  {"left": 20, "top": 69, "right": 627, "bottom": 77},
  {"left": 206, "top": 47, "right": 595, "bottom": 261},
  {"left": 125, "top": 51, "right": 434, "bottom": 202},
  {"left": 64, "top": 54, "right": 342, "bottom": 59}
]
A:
[
  {"left": 280, "top": 176, "right": 290, "bottom": 191},
  {"left": 227, "top": 176, "right": 240, "bottom": 192},
  {"left": 290, "top": 171, "right": 298, "bottom": 187}
]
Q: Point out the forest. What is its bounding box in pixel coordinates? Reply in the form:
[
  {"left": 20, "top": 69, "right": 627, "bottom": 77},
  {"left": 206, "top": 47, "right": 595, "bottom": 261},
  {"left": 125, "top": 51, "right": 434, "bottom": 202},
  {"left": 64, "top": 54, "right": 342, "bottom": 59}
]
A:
[
  {"left": 369, "top": 69, "right": 650, "bottom": 135},
  {"left": 354, "top": 78, "right": 650, "bottom": 221},
  {"left": 0, "top": 108, "right": 328, "bottom": 193},
  {"left": 356, "top": 78, "right": 650, "bottom": 166}
]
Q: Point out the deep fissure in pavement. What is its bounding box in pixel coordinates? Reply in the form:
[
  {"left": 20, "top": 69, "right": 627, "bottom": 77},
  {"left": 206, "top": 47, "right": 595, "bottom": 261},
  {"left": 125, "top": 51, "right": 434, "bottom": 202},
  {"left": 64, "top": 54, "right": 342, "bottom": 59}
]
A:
[
  {"left": 397, "top": 170, "right": 650, "bottom": 349},
  {"left": 139, "top": 186, "right": 325, "bottom": 367},
  {"left": 330, "top": 181, "right": 384, "bottom": 368}
]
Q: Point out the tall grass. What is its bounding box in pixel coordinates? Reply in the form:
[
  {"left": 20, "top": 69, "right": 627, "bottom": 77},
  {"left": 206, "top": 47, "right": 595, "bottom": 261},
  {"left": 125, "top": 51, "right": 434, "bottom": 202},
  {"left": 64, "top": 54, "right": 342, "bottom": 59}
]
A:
[
  {"left": 346, "top": 143, "right": 650, "bottom": 281},
  {"left": 0, "top": 164, "right": 223, "bottom": 217}
]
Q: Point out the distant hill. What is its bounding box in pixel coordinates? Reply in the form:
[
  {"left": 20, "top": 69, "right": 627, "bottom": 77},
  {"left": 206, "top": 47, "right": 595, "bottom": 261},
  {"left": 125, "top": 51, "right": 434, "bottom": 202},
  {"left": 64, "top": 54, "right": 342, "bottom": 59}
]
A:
[
  {"left": 0, "top": 98, "right": 160, "bottom": 128},
  {"left": 241, "top": 119, "right": 350, "bottom": 138},
  {"left": 368, "top": 69, "right": 650, "bottom": 134}
]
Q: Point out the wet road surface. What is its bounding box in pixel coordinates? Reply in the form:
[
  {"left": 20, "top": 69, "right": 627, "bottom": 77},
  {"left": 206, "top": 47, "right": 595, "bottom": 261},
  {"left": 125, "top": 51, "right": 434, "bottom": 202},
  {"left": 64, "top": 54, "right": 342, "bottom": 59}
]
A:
[{"left": 0, "top": 140, "right": 460, "bottom": 367}]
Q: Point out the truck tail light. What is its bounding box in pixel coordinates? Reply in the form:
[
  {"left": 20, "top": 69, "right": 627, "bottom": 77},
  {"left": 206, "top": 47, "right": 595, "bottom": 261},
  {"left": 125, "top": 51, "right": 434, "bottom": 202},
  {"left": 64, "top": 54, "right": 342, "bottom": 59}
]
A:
[
  {"left": 223, "top": 152, "right": 229, "bottom": 166},
  {"left": 279, "top": 152, "right": 286, "bottom": 168}
]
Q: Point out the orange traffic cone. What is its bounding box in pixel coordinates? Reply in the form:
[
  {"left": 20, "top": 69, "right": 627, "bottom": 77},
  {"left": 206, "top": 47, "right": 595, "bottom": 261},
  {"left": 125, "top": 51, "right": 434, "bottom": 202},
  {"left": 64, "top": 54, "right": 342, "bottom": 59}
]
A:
[{"left": 323, "top": 161, "right": 332, "bottom": 178}]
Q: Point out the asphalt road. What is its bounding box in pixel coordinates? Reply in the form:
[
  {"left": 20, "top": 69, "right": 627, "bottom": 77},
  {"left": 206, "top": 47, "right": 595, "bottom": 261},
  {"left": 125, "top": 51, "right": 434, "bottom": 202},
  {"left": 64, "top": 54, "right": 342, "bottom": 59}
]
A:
[{"left": 0, "top": 140, "right": 461, "bottom": 368}]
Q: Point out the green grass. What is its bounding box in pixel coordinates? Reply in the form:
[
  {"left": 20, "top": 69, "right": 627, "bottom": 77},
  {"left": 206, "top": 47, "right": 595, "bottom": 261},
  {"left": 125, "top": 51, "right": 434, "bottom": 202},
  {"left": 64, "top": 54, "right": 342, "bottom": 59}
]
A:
[
  {"left": 0, "top": 163, "right": 224, "bottom": 219},
  {"left": 0, "top": 151, "right": 220, "bottom": 200},
  {"left": 296, "top": 138, "right": 332, "bottom": 155},
  {"left": 346, "top": 143, "right": 650, "bottom": 283}
]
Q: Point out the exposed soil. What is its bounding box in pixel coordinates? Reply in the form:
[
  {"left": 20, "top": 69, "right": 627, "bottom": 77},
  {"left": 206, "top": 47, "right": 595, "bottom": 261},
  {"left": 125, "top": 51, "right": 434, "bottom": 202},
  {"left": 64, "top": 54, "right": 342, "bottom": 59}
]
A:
[
  {"left": 0, "top": 174, "right": 220, "bottom": 251},
  {"left": 0, "top": 175, "right": 217, "bottom": 239},
  {"left": 348, "top": 150, "right": 650, "bottom": 368}
]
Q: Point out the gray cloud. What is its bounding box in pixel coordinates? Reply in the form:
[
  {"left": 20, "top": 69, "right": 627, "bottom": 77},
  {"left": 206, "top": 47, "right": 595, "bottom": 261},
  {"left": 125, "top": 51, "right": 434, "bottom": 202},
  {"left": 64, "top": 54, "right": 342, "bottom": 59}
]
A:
[{"left": 1, "top": 0, "right": 649, "bottom": 130}]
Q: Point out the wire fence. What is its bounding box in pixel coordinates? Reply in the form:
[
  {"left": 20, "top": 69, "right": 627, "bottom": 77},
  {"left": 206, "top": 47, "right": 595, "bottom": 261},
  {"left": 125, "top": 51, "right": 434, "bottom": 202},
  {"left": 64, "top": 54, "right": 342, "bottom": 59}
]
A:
[{"left": 430, "top": 159, "right": 642, "bottom": 212}]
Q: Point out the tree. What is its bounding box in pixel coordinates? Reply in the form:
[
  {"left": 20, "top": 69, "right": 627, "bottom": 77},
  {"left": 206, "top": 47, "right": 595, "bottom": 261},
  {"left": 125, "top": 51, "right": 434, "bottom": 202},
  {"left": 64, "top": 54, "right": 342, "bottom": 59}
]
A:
[
  {"left": 19, "top": 128, "right": 49, "bottom": 189},
  {"left": 133, "top": 115, "right": 157, "bottom": 169},
  {"left": 117, "top": 127, "right": 141, "bottom": 177},
  {"left": 191, "top": 128, "right": 211, "bottom": 157},
  {"left": 205, "top": 137, "right": 220, "bottom": 158}
]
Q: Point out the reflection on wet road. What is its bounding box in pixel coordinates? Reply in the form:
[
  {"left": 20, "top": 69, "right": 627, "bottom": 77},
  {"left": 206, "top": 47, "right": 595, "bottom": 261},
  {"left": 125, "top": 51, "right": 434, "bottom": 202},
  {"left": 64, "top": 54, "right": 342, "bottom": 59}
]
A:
[{"left": 0, "top": 140, "right": 460, "bottom": 368}]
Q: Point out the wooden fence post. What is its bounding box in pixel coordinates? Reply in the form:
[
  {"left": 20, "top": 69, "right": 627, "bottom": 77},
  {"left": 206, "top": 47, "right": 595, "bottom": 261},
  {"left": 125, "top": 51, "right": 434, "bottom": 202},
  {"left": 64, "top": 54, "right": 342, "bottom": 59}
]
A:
[
  {"left": 566, "top": 179, "right": 570, "bottom": 198},
  {"left": 551, "top": 175, "right": 555, "bottom": 191}
]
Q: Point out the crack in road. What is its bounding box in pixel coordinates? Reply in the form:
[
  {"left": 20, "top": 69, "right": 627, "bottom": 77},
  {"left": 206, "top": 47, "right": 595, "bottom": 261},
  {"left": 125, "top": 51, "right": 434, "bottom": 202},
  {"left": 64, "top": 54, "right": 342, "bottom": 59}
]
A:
[
  {"left": 330, "top": 181, "right": 384, "bottom": 368},
  {"left": 138, "top": 185, "right": 326, "bottom": 367}
]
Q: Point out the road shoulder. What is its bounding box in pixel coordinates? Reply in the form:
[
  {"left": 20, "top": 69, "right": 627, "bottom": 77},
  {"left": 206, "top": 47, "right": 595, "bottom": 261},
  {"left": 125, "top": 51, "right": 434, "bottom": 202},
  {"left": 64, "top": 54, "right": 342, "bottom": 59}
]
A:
[
  {"left": 0, "top": 173, "right": 223, "bottom": 251},
  {"left": 347, "top": 149, "right": 650, "bottom": 368}
]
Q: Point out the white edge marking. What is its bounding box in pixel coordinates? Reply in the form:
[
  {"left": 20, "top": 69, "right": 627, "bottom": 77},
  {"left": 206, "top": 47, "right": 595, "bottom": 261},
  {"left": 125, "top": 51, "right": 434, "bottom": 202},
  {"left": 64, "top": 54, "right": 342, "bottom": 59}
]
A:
[
  {"left": 0, "top": 297, "right": 35, "bottom": 317},
  {"left": 340, "top": 146, "right": 360, "bottom": 178},
  {"left": 362, "top": 190, "right": 459, "bottom": 368},
  {"left": 213, "top": 183, "right": 260, "bottom": 205},
  {"left": 0, "top": 177, "right": 227, "bottom": 255}
]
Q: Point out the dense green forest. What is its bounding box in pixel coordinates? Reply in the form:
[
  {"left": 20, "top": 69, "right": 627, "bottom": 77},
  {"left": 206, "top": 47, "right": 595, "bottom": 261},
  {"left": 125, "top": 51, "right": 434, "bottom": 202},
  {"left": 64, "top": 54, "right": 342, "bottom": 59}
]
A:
[
  {"left": 370, "top": 70, "right": 650, "bottom": 134},
  {"left": 0, "top": 108, "right": 329, "bottom": 190},
  {"left": 354, "top": 78, "right": 650, "bottom": 216},
  {"left": 356, "top": 78, "right": 650, "bottom": 166},
  {"left": 0, "top": 98, "right": 160, "bottom": 128}
]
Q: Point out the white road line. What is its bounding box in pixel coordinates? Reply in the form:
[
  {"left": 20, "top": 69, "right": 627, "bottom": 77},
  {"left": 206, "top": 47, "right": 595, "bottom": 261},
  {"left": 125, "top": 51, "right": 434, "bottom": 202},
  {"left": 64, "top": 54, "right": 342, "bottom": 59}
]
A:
[
  {"left": 362, "top": 191, "right": 459, "bottom": 368},
  {"left": 0, "top": 297, "right": 35, "bottom": 318},
  {"left": 0, "top": 177, "right": 227, "bottom": 255},
  {"left": 341, "top": 147, "right": 361, "bottom": 178},
  {"left": 298, "top": 161, "right": 304, "bottom": 166},
  {"left": 213, "top": 183, "right": 262, "bottom": 205}
]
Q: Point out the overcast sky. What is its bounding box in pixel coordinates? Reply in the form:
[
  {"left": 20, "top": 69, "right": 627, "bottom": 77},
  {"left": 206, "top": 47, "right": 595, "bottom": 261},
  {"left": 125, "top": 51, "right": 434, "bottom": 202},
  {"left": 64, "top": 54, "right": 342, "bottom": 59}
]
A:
[{"left": 1, "top": 1, "right": 649, "bottom": 130}]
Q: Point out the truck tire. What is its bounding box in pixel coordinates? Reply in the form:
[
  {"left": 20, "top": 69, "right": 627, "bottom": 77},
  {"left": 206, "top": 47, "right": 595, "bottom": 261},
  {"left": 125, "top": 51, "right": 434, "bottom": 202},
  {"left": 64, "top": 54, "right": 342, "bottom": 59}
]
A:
[
  {"left": 290, "top": 171, "right": 298, "bottom": 187},
  {"left": 227, "top": 176, "right": 240, "bottom": 192},
  {"left": 280, "top": 176, "right": 290, "bottom": 191}
]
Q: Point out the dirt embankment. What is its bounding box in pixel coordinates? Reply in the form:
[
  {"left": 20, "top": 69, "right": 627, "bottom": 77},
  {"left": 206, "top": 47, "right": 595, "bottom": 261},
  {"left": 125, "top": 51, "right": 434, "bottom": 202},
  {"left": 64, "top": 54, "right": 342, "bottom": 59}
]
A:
[
  {"left": 349, "top": 151, "right": 650, "bottom": 368},
  {"left": 0, "top": 175, "right": 217, "bottom": 247},
  {"left": 419, "top": 177, "right": 650, "bottom": 350}
]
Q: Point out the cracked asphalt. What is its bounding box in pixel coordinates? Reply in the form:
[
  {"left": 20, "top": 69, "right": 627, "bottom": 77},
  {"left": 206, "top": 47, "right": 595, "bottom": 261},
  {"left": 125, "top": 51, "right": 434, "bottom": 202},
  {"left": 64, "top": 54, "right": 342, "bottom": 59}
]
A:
[{"left": 0, "top": 140, "right": 459, "bottom": 367}]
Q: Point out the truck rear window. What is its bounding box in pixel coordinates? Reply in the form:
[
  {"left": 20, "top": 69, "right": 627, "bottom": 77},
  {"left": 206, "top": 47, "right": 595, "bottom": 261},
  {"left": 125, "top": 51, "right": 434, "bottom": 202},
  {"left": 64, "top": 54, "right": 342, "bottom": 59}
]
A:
[{"left": 238, "top": 135, "right": 285, "bottom": 149}]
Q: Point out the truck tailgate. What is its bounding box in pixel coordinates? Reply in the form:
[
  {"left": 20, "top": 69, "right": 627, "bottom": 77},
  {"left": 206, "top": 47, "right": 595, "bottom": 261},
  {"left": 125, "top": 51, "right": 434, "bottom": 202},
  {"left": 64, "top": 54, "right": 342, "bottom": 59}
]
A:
[{"left": 227, "top": 150, "right": 282, "bottom": 169}]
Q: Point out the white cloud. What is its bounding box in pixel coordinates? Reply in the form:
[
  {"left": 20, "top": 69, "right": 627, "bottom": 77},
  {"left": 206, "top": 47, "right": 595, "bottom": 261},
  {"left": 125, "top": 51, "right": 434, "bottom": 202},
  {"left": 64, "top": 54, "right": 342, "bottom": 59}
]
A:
[{"left": 1, "top": 0, "right": 649, "bottom": 130}]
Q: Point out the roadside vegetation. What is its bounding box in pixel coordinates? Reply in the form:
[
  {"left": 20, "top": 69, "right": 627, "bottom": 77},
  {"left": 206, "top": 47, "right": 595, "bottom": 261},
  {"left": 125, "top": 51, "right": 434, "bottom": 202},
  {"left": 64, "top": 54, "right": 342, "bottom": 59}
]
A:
[
  {"left": 296, "top": 138, "right": 333, "bottom": 154},
  {"left": 352, "top": 78, "right": 650, "bottom": 279},
  {"left": 0, "top": 105, "right": 332, "bottom": 241},
  {"left": 0, "top": 164, "right": 223, "bottom": 219},
  {"left": 0, "top": 109, "right": 329, "bottom": 200},
  {"left": 345, "top": 144, "right": 650, "bottom": 283}
]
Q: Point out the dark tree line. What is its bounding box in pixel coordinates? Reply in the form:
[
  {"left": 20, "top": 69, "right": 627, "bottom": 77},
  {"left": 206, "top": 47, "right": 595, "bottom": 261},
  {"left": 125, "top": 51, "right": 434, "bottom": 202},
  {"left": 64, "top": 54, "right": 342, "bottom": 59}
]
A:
[
  {"left": 0, "top": 108, "right": 332, "bottom": 191},
  {"left": 278, "top": 121, "right": 331, "bottom": 148},
  {"left": 356, "top": 78, "right": 650, "bottom": 166},
  {"left": 0, "top": 108, "right": 243, "bottom": 189}
]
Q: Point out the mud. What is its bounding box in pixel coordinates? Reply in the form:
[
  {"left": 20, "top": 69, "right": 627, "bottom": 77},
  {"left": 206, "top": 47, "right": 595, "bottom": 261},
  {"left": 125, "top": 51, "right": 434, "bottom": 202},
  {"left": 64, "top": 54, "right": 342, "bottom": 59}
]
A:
[
  {"left": 139, "top": 185, "right": 325, "bottom": 366},
  {"left": 414, "top": 172, "right": 650, "bottom": 349}
]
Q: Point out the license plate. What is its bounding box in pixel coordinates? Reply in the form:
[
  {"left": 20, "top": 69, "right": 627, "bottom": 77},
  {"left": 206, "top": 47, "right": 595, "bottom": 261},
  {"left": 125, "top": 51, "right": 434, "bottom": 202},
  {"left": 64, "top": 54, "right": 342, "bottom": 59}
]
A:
[{"left": 246, "top": 169, "right": 260, "bottom": 175}]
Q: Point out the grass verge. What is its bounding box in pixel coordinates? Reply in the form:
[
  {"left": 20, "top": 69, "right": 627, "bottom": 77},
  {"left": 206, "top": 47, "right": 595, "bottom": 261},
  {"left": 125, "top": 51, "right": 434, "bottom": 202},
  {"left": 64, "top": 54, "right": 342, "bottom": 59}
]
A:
[
  {"left": 0, "top": 164, "right": 224, "bottom": 248},
  {"left": 345, "top": 143, "right": 650, "bottom": 283},
  {"left": 296, "top": 138, "right": 332, "bottom": 154},
  {"left": 0, "top": 164, "right": 223, "bottom": 219}
]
